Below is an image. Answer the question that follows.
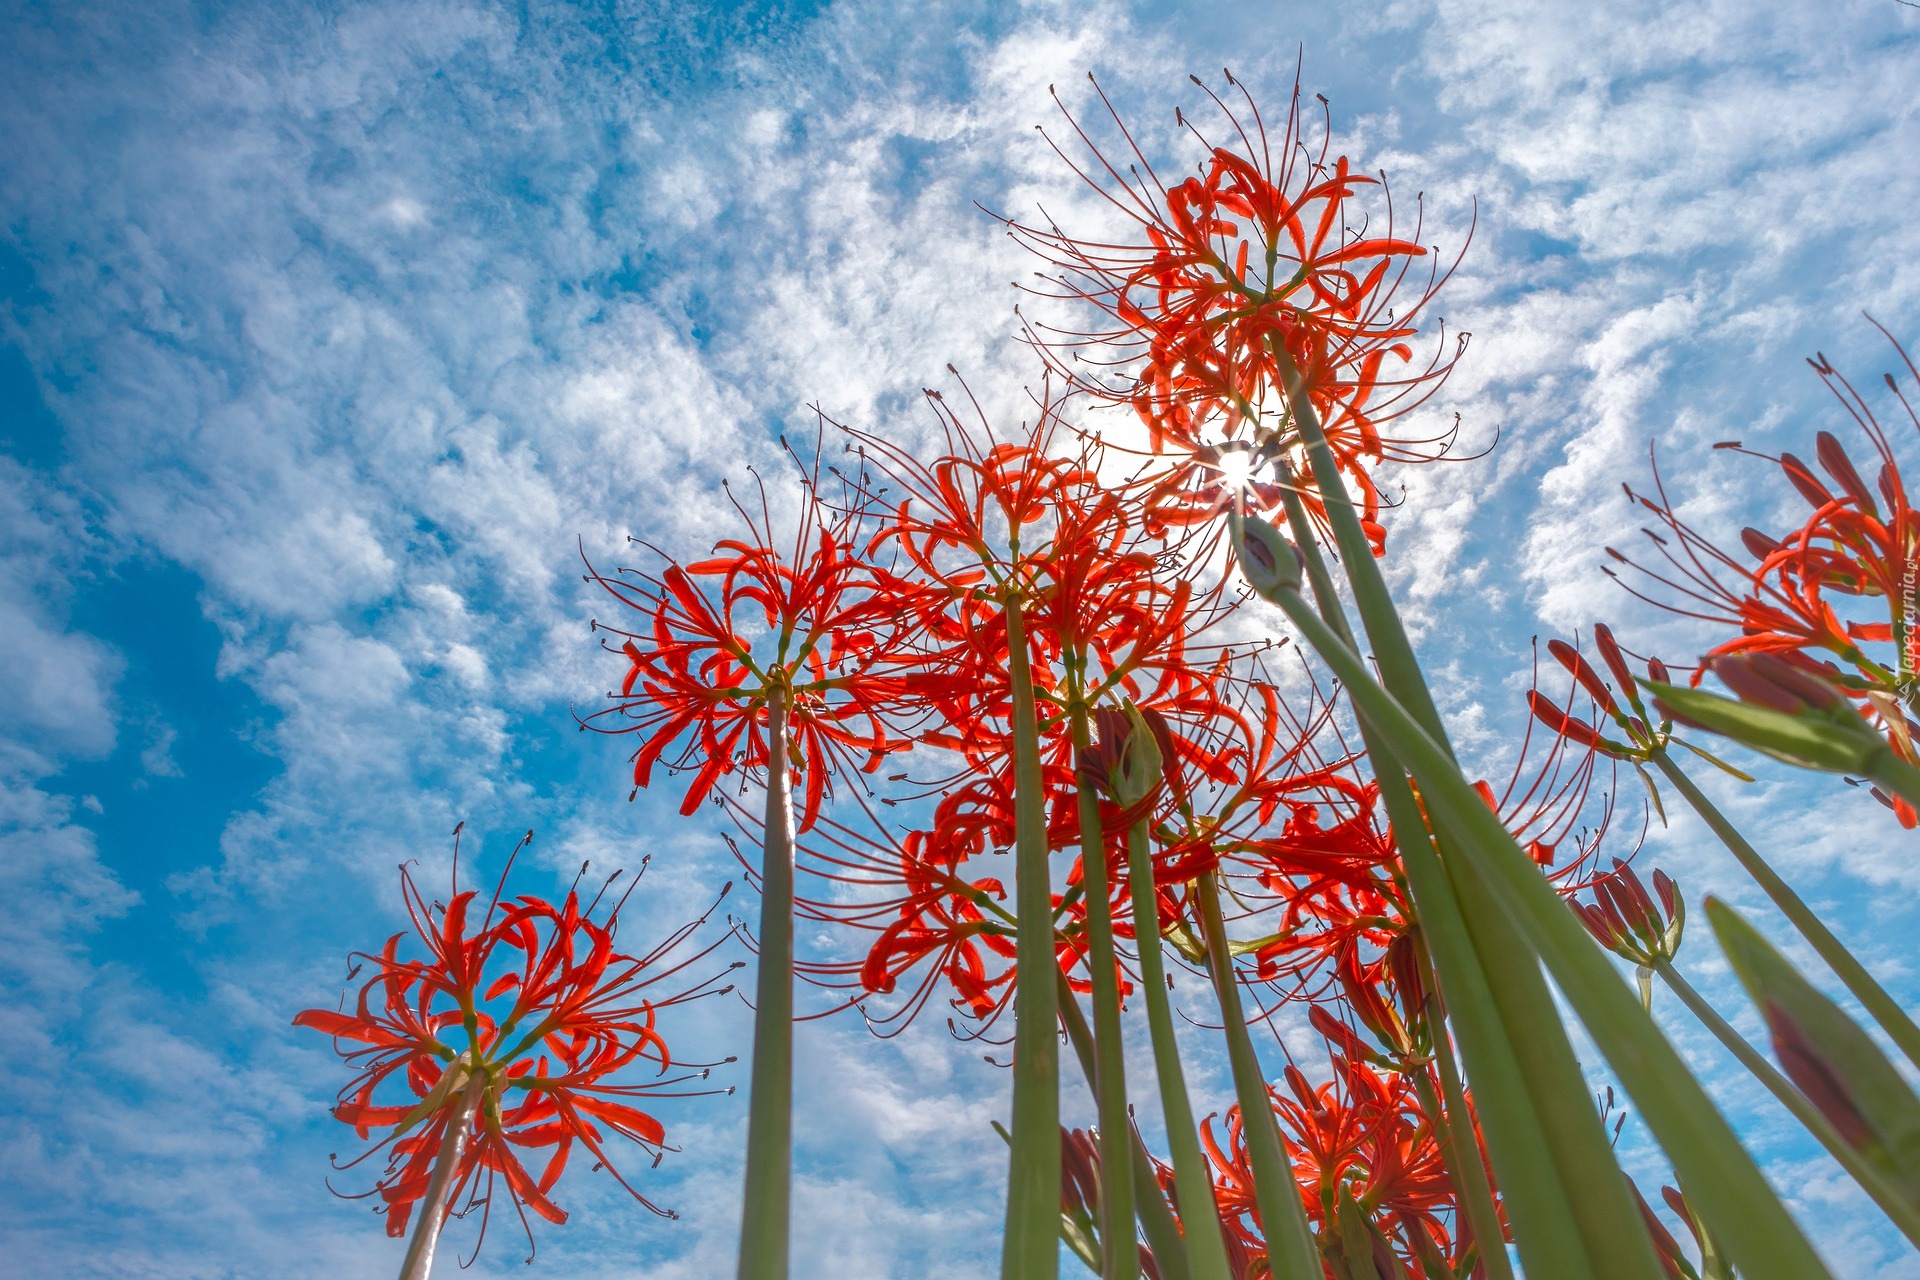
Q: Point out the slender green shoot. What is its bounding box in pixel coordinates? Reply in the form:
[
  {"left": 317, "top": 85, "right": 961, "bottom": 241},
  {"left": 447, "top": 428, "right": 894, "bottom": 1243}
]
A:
[
  {"left": 1058, "top": 973, "right": 1194, "bottom": 1280},
  {"left": 1003, "top": 602, "right": 1061, "bottom": 1280},
  {"left": 1070, "top": 702, "right": 1137, "bottom": 1280},
  {"left": 1193, "top": 870, "right": 1320, "bottom": 1278},
  {"left": 738, "top": 689, "right": 796, "bottom": 1280},
  {"left": 1123, "top": 818, "right": 1234, "bottom": 1280},
  {"left": 1654, "top": 750, "right": 1920, "bottom": 1073}
]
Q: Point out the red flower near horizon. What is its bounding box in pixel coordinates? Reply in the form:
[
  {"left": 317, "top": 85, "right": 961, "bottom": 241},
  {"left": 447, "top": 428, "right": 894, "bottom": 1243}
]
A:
[
  {"left": 293, "top": 829, "right": 736, "bottom": 1257},
  {"left": 1001, "top": 71, "right": 1470, "bottom": 553},
  {"left": 1203, "top": 1059, "right": 1477, "bottom": 1277}
]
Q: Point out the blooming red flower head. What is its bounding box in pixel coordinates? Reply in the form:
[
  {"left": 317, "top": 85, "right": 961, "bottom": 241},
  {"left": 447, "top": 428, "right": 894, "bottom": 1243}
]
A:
[
  {"left": 1001, "top": 71, "right": 1470, "bottom": 552},
  {"left": 1606, "top": 330, "right": 1920, "bottom": 822},
  {"left": 1203, "top": 1059, "right": 1476, "bottom": 1275},
  {"left": 293, "top": 828, "right": 736, "bottom": 1258},
  {"left": 583, "top": 454, "right": 938, "bottom": 832}
]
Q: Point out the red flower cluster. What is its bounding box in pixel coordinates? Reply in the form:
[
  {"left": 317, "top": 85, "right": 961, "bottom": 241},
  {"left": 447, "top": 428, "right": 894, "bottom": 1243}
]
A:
[
  {"left": 582, "top": 458, "right": 939, "bottom": 832},
  {"left": 645, "top": 379, "right": 1517, "bottom": 1271},
  {"left": 1204, "top": 1059, "right": 1477, "bottom": 1278},
  {"left": 1609, "top": 332, "right": 1920, "bottom": 822},
  {"left": 564, "top": 74, "right": 1515, "bottom": 1278},
  {"left": 786, "top": 382, "right": 1234, "bottom": 1027},
  {"left": 1001, "top": 72, "right": 1470, "bottom": 550},
  {"left": 294, "top": 830, "right": 735, "bottom": 1257}
]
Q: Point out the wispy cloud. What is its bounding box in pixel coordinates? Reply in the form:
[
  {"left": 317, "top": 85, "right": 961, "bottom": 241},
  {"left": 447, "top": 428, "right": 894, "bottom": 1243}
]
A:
[{"left": 2, "top": 0, "right": 1917, "bottom": 1274}]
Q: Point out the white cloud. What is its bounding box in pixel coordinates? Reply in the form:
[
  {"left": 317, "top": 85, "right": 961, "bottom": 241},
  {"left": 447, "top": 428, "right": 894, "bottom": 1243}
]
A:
[{"left": 3, "top": 0, "right": 1919, "bottom": 1273}]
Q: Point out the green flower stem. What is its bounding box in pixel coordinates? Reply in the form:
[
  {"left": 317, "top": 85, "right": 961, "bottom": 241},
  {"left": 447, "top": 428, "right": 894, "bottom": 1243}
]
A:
[
  {"left": 1192, "top": 869, "right": 1320, "bottom": 1279},
  {"left": 1456, "top": 841, "right": 1664, "bottom": 1277},
  {"left": 1402, "top": 935, "right": 1514, "bottom": 1280},
  {"left": 1273, "top": 374, "right": 1657, "bottom": 1279},
  {"left": 1057, "top": 972, "right": 1194, "bottom": 1280},
  {"left": 399, "top": 1067, "right": 486, "bottom": 1280},
  {"left": 1070, "top": 703, "right": 1138, "bottom": 1280},
  {"left": 1004, "top": 601, "right": 1061, "bottom": 1280},
  {"left": 1375, "top": 735, "right": 1602, "bottom": 1280},
  {"left": 1273, "top": 481, "right": 1559, "bottom": 1280},
  {"left": 1264, "top": 580, "right": 1832, "bottom": 1280},
  {"left": 1124, "top": 819, "right": 1234, "bottom": 1280},
  {"left": 1408, "top": 1054, "right": 1502, "bottom": 1280},
  {"left": 1654, "top": 960, "right": 1920, "bottom": 1248},
  {"left": 738, "top": 689, "right": 795, "bottom": 1280},
  {"left": 1274, "top": 391, "right": 1651, "bottom": 1280},
  {"left": 1654, "top": 750, "right": 1920, "bottom": 1072}
]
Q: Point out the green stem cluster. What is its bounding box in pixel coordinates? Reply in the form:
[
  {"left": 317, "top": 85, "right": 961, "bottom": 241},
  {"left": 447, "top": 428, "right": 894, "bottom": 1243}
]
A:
[
  {"left": 1069, "top": 703, "right": 1138, "bottom": 1280},
  {"left": 1260, "top": 343, "right": 1827, "bottom": 1280},
  {"left": 1124, "top": 820, "right": 1235, "bottom": 1280}
]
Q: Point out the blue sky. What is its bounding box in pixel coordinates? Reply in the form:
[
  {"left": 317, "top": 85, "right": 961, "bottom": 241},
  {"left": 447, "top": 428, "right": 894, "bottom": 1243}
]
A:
[{"left": 3, "top": 1, "right": 1920, "bottom": 1276}]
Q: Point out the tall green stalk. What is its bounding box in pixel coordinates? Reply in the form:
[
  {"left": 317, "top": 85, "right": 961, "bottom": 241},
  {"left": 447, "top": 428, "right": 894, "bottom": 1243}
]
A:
[
  {"left": 1274, "top": 481, "right": 1563, "bottom": 1280},
  {"left": 1192, "top": 870, "right": 1320, "bottom": 1278},
  {"left": 398, "top": 1067, "right": 486, "bottom": 1280},
  {"left": 1654, "top": 959, "right": 1920, "bottom": 1247},
  {"left": 1124, "top": 819, "right": 1234, "bottom": 1280},
  {"left": 1653, "top": 750, "right": 1920, "bottom": 1072},
  {"left": 738, "top": 689, "right": 795, "bottom": 1280},
  {"left": 1418, "top": 963, "right": 1514, "bottom": 1280},
  {"left": 1057, "top": 974, "right": 1194, "bottom": 1280},
  {"left": 1256, "top": 574, "right": 1833, "bottom": 1280},
  {"left": 1363, "top": 736, "right": 1589, "bottom": 1280},
  {"left": 1070, "top": 703, "right": 1137, "bottom": 1280},
  {"left": 1004, "top": 601, "right": 1061, "bottom": 1280},
  {"left": 1269, "top": 366, "right": 1662, "bottom": 1279}
]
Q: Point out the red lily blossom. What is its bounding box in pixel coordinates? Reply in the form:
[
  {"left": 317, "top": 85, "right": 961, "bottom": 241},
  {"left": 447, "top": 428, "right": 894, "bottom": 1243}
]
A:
[
  {"left": 1608, "top": 330, "right": 1920, "bottom": 822},
  {"left": 1204, "top": 1059, "right": 1478, "bottom": 1277},
  {"left": 786, "top": 801, "right": 1022, "bottom": 1032},
  {"left": 582, "top": 459, "right": 937, "bottom": 833},
  {"left": 1001, "top": 71, "right": 1470, "bottom": 552},
  {"left": 294, "top": 829, "right": 736, "bottom": 1257}
]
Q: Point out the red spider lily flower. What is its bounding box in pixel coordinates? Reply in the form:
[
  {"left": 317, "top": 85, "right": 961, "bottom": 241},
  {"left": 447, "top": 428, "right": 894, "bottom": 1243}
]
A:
[
  {"left": 1608, "top": 331, "right": 1920, "bottom": 822},
  {"left": 834, "top": 373, "right": 1245, "bottom": 907},
  {"left": 786, "top": 807, "right": 1021, "bottom": 1033},
  {"left": 782, "top": 733, "right": 1188, "bottom": 1035},
  {"left": 582, "top": 462, "right": 938, "bottom": 833},
  {"left": 294, "top": 829, "right": 737, "bottom": 1259},
  {"left": 1524, "top": 625, "right": 1679, "bottom": 761},
  {"left": 852, "top": 375, "right": 1224, "bottom": 728},
  {"left": 1000, "top": 71, "right": 1470, "bottom": 552},
  {"left": 1238, "top": 776, "right": 1410, "bottom": 994},
  {"left": 1203, "top": 1060, "right": 1477, "bottom": 1276}
]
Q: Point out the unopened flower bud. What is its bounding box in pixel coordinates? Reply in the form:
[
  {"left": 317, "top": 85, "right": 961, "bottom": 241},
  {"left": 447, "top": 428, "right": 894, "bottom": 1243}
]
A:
[
  {"left": 1711, "top": 653, "right": 1847, "bottom": 716},
  {"left": 1593, "top": 623, "right": 1640, "bottom": 703},
  {"left": 1230, "top": 513, "right": 1303, "bottom": 600},
  {"left": 1647, "top": 658, "right": 1886, "bottom": 776},
  {"left": 1082, "top": 702, "right": 1165, "bottom": 808}
]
